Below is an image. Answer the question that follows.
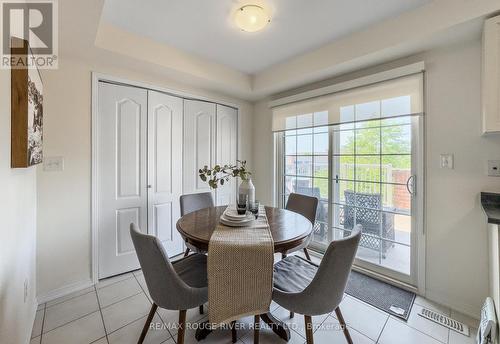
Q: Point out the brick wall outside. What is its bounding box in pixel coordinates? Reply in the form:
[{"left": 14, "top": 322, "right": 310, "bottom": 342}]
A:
[{"left": 392, "top": 169, "right": 411, "bottom": 210}]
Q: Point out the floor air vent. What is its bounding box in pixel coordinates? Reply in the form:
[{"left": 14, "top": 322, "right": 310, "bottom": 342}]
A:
[{"left": 418, "top": 308, "right": 470, "bottom": 336}]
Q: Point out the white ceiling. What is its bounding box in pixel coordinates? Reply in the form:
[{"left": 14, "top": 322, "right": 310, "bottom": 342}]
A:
[{"left": 101, "top": 0, "right": 432, "bottom": 74}]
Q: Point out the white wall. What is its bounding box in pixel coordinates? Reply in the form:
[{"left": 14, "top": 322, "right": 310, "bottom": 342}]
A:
[
  {"left": 424, "top": 39, "right": 500, "bottom": 316},
  {"left": 252, "top": 100, "right": 275, "bottom": 207},
  {"left": 252, "top": 38, "right": 500, "bottom": 317},
  {"left": 0, "top": 71, "right": 38, "bottom": 343},
  {"left": 36, "top": 56, "right": 254, "bottom": 298}
]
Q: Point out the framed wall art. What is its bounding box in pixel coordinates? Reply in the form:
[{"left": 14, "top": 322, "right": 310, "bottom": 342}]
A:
[{"left": 11, "top": 37, "right": 43, "bottom": 168}]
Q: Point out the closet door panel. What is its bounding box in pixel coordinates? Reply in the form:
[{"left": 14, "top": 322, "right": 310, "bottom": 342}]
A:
[
  {"left": 216, "top": 105, "right": 238, "bottom": 206},
  {"left": 98, "top": 82, "right": 148, "bottom": 279},
  {"left": 148, "top": 90, "right": 184, "bottom": 257},
  {"left": 183, "top": 100, "right": 216, "bottom": 195}
]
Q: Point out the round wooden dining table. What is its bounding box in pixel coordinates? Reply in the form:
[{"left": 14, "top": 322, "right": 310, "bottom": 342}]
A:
[{"left": 176, "top": 205, "right": 313, "bottom": 342}]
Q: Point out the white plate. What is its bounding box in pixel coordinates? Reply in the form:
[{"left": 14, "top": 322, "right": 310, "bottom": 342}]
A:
[
  {"left": 220, "top": 214, "right": 254, "bottom": 227},
  {"left": 224, "top": 213, "right": 248, "bottom": 221},
  {"left": 223, "top": 208, "right": 248, "bottom": 220}
]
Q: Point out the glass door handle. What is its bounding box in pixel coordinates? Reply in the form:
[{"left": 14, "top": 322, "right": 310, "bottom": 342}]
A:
[{"left": 406, "top": 175, "right": 416, "bottom": 197}]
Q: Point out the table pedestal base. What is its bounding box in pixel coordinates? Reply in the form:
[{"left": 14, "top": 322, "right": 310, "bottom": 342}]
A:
[
  {"left": 261, "top": 312, "right": 291, "bottom": 341},
  {"left": 194, "top": 312, "right": 291, "bottom": 342},
  {"left": 194, "top": 320, "right": 212, "bottom": 341}
]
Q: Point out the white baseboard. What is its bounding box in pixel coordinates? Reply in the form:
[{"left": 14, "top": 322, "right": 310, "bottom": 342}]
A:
[
  {"left": 425, "top": 289, "right": 480, "bottom": 321},
  {"left": 26, "top": 299, "right": 38, "bottom": 344},
  {"left": 37, "top": 279, "right": 94, "bottom": 304}
]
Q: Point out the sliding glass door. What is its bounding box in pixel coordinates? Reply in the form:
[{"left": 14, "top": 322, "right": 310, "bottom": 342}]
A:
[
  {"left": 330, "top": 99, "right": 421, "bottom": 283},
  {"left": 277, "top": 83, "right": 424, "bottom": 286},
  {"left": 282, "top": 113, "right": 330, "bottom": 243}
]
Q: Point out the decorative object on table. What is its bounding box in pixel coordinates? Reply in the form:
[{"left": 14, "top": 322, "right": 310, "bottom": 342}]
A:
[
  {"left": 198, "top": 160, "right": 251, "bottom": 189},
  {"left": 198, "top": 160, "right": 255, "bottom": 204},
  {"left": 239, "top": 177, "right": 255, "bottom": 204},
  {"left": 10, "top": 37, "right": 44, "bottom": 168},
  {"left": 248, "top": 200, "right": 260, "bottom": 219},
  {"left": 219, "top": 206, "right": 255, "bottom": 227},
  {"left": 236, "top": 193, "right": 248, "bottom": 215}
]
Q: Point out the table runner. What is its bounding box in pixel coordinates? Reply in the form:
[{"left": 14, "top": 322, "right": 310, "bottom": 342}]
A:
[{"left": 208, "top": 206, "right": 274, "bottom": 325}]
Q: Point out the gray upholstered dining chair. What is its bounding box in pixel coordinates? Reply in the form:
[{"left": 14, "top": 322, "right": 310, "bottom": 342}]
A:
[
  {"left": 180, "top": 192, "right": 214, "bottom": 257},
  {"left": 272, "top": 227, "right": 362, "bottom": 344},
  {"left": 130, "top": 224, "right": 208, "bottom": 344},
  {"left": 284, "top": 193, "right": 319, "bottom": 261},
  {"left": 179, "top": 192, "right": 213, "bottom": 316}
]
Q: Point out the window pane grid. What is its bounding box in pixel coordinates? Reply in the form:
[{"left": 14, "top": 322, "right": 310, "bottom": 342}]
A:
[
  {"left": 282, "top": 98, "right": 415, "bottom": 277},
  {"left": 284, "top": 115, "right": 414, "bottom": 133},
  {"left": 334, "top": 178, "right": 408, "bottom": 187},
  {"left": 332, "top": 153, "right": 411, "bottom": 157},
  {"left": 332, "top": 117, "right": 413, "bottom": 132},
  {"left": 282, "top": 126, "right": 330, "bottom": 200},
  {"left": 283, "top": 174, "right": 328, "bottom": 179},
  {"left": 334, "top": 122, "right": 411, "bottom": 130},
  {"left": 283, "top": 125, "right": 330, "bottom": 245},
  {"left": 332, "top": 227, "right": 410, "bottom": 247},
  {"left": 331, "top": 107, "right": 412, "bottom": 273}
]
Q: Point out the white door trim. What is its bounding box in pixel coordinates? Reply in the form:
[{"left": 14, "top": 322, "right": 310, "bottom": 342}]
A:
[{"left": 91, "top": 72, "right": 240, "bottom": 284}]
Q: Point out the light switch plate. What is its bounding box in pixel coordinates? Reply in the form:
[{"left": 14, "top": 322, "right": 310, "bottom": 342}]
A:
[
  {"left": 43, "top": 156, "right": 64, "bottom": 172},
  {"left": 488, "top": 160, "right": 500, "bottom": 177},
  {"left": 440, "top": 154, "right": 454, "bottom": 169}
]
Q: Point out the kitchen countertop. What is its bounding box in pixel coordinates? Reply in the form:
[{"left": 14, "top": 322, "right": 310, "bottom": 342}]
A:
[{"left": 481, "top": 192, "right": 500, "bottom": 225}]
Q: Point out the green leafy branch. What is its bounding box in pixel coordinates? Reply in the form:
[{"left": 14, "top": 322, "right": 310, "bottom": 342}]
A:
[{"left": 199, "top": 160, "right": 251, "bottom": 189}]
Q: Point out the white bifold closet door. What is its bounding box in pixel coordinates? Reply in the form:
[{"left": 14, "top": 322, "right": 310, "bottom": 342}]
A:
[
  {"left": 183, "top": 100, "right": 216, "bottom": 196},
  {"left": 147, "top": 90, "right": 184, "bottom": 259},
  {"left": 183, "top": 100, "right": 238, "bottom": 205},
  {"left": 215, "top": 104, "right": 238, "bottom": 206},
  {"left": 97, "top": 83, "right": 183, "bottom": 279}
]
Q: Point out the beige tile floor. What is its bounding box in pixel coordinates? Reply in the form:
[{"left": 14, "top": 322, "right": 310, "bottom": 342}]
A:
[{"left": 31, "top": 258, "right": 479, "bottom": 344}]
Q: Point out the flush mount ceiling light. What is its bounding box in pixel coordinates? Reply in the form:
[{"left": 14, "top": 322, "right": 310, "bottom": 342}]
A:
[{"left": 234, "top": 5, "right": 270, "bottom": 32}]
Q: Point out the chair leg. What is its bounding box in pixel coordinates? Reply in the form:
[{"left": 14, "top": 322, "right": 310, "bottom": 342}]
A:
[
  {"left": 199, "top": 304, "right": 204, "bottom": 314},
  {"left": 290, "top": 311, "right": 294, "bottom": 318},
  {"left": 138, "top": 303, "right": 157, "bottom": 344},
  {"left": 231, "top": 321, "right": 237, "bottom": 343},
  {"left": 184, "top": 248, "right": 190, "bottom": 257},
  {"left": 178, "top": 310, "right": 187, "bottom": 344},
  {"left": 304, "top": 315, "right": 314, "bottom": 344},
  {"left": 254, "top": 315, "right": 260, "bottom": 344},
  {"left": 335, "top": 307, "right": 353, "bottom": 344},
  {"left": 303, "top": 248, "right": 312, "bottom": 261}
]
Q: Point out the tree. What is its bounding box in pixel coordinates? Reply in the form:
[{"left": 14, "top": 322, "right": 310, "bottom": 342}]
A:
[{"left": 341, "top": 121, "right": 411, "bottom": 170}]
